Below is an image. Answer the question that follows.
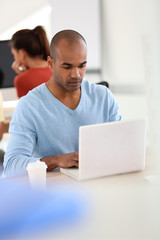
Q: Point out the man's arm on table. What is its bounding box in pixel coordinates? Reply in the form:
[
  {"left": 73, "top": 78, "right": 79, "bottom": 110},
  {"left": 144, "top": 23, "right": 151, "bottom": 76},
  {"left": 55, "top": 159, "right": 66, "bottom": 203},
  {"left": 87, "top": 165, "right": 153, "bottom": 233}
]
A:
[
  {"left": 40, "top": 152, "right": 79, "bottom": 171},
  {"left": 4, "top": 128, "right": 78, "bottom": 177}
]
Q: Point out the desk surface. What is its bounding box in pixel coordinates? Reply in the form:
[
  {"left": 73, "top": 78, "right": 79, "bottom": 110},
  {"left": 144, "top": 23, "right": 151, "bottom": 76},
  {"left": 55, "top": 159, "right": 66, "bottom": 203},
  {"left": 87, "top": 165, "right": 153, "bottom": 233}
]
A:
[
  {"left": 4, "top": 157, "right": 159, "bottom": 240},
  {"left": 10, "top": 156, "right": 157, "bottom": 186},
  {"left": 1, "top": 155, "right": 160, "bottom": 240}
]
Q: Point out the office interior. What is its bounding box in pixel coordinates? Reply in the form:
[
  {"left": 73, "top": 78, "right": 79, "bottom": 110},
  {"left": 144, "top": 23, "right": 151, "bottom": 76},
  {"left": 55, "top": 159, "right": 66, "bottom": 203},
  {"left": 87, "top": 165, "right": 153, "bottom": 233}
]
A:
[
  {"left": 1, "top": 0, "right": 160, "bottom": 161},
  {"left": 0, "top": 0, "right": 160, "bottom": 239}
]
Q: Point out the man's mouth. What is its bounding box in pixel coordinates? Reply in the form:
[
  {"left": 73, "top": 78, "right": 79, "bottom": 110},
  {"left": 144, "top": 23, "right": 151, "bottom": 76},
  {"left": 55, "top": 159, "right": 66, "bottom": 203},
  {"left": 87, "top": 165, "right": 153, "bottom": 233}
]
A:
[{"left": 68, "top": 79, "right": 81, "bottom": 86}]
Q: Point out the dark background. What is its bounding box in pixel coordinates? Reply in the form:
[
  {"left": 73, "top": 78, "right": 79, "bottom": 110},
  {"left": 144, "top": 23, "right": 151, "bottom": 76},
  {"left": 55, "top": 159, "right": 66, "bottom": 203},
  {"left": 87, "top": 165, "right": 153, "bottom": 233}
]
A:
[{"left": 0, "top": 40, "right": 16, "bottom": 88}]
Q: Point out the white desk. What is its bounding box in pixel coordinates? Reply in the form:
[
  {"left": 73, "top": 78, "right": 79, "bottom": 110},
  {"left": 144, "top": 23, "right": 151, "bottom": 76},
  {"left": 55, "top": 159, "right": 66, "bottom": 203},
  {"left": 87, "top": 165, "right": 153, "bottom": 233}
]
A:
[{"left": 4, "top": 157, "right": 160, "bottom": 240}]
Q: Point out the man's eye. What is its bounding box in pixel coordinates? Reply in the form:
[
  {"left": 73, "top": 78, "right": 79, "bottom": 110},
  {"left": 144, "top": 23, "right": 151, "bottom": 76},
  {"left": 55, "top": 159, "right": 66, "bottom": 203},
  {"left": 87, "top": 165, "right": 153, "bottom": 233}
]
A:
[
  {"left": 79, "top": 64, "right": 86, "bottom": 68},
  {"left": 63, "top": 66, "right": 71, "bottom": 69}
]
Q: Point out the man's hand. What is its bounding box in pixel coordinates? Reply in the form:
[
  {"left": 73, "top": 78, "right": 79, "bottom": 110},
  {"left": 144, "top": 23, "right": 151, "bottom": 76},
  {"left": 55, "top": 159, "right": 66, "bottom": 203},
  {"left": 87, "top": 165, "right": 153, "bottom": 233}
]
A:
[
  {"left": 40, "top": 152, "right": 79, "bottom": 171},
  {"left": 57, "top": 152, "right": 79, "bottom": 168},
  {"left": 11, "top": 61, "right": 27, "bottom": 74}
]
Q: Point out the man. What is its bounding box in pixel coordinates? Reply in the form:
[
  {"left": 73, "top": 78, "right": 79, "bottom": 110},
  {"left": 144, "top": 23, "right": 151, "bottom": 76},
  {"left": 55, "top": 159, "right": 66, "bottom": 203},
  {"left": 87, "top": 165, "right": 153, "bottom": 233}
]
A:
[{"left": 4, "top": 30, "right": 121, "bottom": 177}]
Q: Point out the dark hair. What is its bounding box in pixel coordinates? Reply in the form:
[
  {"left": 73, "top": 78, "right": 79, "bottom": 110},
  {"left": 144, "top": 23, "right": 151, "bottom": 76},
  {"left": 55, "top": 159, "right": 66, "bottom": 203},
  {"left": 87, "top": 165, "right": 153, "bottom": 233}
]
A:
[
  {"left": 50, "top": 29, "right": 87, "bottom": 60},
  {"left": 9, "top": 26, "right": 50, "bottom": 60}
]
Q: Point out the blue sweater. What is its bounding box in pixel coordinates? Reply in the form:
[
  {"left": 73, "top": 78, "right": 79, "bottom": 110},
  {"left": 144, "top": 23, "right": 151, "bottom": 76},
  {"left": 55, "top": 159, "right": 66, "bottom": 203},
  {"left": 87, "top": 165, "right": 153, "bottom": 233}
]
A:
[{"left": 4, "top": 80, "right": 121, "bottom": 176}]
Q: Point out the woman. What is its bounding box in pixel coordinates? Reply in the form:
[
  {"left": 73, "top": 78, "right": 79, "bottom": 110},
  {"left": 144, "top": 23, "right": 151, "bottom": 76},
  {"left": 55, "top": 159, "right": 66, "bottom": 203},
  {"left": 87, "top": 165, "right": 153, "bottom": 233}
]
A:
[{"left": 10, "top": 26, "right": 52, "bottom": 98}]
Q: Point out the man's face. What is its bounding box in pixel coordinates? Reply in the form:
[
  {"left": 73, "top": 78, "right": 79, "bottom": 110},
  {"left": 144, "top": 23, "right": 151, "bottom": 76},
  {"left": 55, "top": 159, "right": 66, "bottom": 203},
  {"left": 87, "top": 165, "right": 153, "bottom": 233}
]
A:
[{"left": 48, "top": 39, "right": 87, "bottom": 92}]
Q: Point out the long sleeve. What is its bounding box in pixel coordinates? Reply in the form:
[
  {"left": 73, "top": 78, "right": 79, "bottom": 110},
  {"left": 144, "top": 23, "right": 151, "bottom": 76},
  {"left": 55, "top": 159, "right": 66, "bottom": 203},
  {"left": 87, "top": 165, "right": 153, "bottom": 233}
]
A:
[{"left": 3, "top": 99, "right": 40, "bottom": 177}]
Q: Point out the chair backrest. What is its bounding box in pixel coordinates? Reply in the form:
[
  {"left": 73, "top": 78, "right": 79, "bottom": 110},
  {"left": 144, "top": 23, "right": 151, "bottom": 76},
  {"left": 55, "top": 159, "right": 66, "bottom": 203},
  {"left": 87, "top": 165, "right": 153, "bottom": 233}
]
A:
[{"left": 96, "top": 81, "right": 109, "bottom": 88}]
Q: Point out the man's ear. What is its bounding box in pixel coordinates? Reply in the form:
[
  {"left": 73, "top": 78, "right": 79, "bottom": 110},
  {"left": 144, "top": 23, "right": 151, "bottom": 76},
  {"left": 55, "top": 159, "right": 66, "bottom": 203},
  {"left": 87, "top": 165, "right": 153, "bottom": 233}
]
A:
[{"left": 47, "top": 56, "right": 54, "bottom": 69}]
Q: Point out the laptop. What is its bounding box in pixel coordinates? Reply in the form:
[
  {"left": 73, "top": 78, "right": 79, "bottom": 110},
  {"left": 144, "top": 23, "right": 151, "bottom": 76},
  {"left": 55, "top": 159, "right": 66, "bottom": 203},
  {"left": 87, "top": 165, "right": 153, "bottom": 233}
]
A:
[{"left": 60, "top": 119, "right": 146, "bottom": 181}]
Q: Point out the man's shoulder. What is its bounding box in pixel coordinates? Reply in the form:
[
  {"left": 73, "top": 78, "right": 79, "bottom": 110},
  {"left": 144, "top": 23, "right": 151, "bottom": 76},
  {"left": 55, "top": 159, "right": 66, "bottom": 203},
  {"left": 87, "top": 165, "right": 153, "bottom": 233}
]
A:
[
  {"left": 12, "top": 84, "right": 47, "bottom": 121},
  {"left": 82, "top": 80, "right": 110, "bottom": 96},
  {"left": 19, "top": 84, "right": 46, "bottom": 106},
  {"left": 28, "top": 83, "right": 46, "bottom": 96}
]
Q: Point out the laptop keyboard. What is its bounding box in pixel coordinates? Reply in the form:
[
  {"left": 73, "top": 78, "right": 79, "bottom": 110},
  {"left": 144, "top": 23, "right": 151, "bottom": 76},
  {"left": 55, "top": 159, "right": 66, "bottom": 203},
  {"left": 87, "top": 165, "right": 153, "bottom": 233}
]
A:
[{"left": 68, "top": 167, "right": 78, "bottom": 176}]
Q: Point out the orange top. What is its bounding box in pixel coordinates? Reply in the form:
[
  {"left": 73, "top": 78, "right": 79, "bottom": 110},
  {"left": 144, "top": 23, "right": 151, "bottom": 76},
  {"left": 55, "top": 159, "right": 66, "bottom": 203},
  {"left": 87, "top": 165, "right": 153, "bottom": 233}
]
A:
[{"left": 14, "top": 67, "right": 52, "bottom": 98}]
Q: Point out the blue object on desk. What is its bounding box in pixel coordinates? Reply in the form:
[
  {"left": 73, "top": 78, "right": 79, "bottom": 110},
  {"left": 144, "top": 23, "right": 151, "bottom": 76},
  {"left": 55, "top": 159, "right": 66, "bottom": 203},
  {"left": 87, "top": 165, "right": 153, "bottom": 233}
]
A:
[{"left": 0, "top": 179, "right": 87, "bottom": 239}]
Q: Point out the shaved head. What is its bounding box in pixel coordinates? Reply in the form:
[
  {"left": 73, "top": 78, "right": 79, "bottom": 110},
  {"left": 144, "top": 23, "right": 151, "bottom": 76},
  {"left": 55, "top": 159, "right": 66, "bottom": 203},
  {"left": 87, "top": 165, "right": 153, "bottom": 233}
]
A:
[{"left": 50, "top": 30, "right": 87, "bottom": 60}]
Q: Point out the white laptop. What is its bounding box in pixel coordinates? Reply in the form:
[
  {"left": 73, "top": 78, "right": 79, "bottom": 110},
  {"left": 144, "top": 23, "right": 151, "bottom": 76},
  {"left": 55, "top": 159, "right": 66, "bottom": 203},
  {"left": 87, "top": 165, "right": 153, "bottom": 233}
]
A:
[{"left": 60, "top": 119, "right": 146, "bottom": 181}]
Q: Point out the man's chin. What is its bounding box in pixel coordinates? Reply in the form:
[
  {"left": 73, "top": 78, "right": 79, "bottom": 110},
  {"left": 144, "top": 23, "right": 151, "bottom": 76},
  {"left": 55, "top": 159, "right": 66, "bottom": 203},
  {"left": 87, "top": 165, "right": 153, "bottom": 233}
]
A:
[{"left": 67, "top": 81, "right": 82, "bottom": 91}]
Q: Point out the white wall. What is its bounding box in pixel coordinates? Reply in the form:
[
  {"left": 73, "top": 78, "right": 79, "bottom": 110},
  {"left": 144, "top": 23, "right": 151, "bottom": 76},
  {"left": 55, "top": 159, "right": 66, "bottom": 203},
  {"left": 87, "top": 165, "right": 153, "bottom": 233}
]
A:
[
  {"left": 0, "top": 0, "right": 52, "bottom": 41},
  {"left": 101, "top": 0, "right": 159, "bottom": 86},
  {"left": 101, "top": 0, "right": 160, "bottom": 158},
  {"left": 49, "top": 0, "right": 101, "bottom": 70},
  {"left": 0, "top": 0, "right": 48, "bottom": 33}
]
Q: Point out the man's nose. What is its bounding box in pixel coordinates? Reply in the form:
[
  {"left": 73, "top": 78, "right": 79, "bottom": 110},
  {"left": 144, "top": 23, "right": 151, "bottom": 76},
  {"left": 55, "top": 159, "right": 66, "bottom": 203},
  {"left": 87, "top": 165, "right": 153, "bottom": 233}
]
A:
[{"left": 71, "top": 68, "right": 80, "bottom": 79}]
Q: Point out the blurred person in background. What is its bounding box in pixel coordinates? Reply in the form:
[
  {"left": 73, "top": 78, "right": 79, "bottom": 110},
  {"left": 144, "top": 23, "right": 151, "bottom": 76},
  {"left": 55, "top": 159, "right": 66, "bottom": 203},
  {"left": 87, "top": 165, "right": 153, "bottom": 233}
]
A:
[{"left": 9, "top": 26, "right": 52, "bottom": 98}]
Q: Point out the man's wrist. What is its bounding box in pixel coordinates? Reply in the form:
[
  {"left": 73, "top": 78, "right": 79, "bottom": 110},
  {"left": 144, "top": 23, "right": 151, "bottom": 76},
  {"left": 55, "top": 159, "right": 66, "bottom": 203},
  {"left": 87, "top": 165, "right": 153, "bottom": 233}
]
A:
[{"left": 40, "top": 155, "right": 59, "bottom": 171}]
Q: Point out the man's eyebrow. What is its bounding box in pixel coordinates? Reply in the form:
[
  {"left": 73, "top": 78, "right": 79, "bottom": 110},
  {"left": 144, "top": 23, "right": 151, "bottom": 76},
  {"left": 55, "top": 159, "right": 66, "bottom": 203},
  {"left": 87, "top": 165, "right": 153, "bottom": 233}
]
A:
[
  {"left": 79, "top": 61, "right": 87, "bottom": 66},
  {"left": 62, "top": 61, "right": 87, "bottom": 66}
]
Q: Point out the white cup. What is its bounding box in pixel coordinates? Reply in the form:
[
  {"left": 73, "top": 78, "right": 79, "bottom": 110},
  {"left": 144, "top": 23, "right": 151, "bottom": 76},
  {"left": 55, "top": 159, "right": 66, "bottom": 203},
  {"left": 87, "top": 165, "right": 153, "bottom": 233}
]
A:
[{"left": 26, "top": 160, "right": 47, "bottom": 190}]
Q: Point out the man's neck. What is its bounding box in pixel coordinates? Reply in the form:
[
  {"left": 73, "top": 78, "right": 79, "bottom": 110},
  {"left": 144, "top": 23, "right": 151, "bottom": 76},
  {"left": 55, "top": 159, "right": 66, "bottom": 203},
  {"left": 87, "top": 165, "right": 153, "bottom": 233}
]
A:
[{"left": 46, "top": 81, "right": 81, "bottom": 110}]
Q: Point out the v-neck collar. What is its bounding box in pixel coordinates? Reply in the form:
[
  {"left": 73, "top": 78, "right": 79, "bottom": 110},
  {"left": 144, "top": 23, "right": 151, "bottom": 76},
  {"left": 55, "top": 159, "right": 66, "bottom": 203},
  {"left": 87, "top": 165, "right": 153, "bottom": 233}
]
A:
[{"left": 44, "top": 82, "right": 84, "bottom": 113}]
